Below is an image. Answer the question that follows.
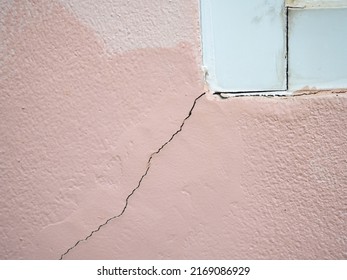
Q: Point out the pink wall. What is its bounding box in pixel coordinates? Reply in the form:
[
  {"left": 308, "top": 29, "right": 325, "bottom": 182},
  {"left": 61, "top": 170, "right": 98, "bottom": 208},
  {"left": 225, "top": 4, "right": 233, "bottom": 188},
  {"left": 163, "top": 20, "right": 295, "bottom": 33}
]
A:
[{"left": 1, "top": 0, "right": 346, "bottom": 259}]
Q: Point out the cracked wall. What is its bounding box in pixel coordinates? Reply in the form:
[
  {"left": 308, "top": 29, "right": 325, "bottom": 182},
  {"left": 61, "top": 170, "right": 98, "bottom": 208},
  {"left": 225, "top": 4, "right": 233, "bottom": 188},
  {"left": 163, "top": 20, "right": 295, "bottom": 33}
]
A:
[{"left": 1, "top": 0, "right": 346, "bottom": 260}]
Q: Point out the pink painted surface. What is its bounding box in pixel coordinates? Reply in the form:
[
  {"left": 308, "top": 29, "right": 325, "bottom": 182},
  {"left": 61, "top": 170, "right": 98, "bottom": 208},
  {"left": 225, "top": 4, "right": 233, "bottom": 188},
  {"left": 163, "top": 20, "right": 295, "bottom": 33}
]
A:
[{"left": 0, "top": 0, "right": 346, "bottom": 259}]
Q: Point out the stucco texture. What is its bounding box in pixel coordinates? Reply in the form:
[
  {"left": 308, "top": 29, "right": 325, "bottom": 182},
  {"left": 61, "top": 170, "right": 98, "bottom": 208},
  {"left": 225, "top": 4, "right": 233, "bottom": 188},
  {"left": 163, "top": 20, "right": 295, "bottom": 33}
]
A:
[{"left": 0, "top": 0, "right": 346, "bottom": 260}]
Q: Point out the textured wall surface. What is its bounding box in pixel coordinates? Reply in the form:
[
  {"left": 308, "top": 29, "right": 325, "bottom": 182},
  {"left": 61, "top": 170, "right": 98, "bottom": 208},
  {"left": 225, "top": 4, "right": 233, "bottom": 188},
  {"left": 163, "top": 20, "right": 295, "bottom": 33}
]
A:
[{"left": 0, "top": 0, "right": 346, "bottom": 260}]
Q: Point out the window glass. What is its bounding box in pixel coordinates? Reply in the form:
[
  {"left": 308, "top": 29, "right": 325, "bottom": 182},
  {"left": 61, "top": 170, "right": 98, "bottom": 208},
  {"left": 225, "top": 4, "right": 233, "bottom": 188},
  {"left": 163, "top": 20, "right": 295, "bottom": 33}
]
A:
[
  {"left": 288, "top": 7, "right": 347, "bottom": 90},
  {"left": 201, "top": 0, "right": 347, "bottom": 93},
  {"left": 201, "top": 0, "right": 286, "bottom": 93}
]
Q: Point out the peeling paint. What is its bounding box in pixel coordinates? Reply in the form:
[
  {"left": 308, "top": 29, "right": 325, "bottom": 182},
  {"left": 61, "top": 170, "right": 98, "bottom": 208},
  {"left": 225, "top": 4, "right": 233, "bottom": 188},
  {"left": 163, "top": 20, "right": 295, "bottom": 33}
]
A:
[{"left": 293, "top": 88, "right": 347, "bottom": 96}]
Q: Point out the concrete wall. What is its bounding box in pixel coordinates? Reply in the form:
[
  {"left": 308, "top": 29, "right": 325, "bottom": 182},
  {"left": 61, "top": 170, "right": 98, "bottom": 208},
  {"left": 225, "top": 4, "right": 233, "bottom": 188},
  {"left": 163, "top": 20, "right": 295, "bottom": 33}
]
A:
[{"left": 1, "top": 0, "right": 346, "bottom": 259}]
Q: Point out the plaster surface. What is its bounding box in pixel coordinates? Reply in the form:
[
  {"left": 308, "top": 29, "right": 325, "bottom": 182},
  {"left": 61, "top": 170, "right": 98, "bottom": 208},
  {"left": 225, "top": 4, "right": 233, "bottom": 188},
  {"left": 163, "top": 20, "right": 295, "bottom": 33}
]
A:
[
  {"left": 58, "top": 0, "right": 200, "bottom": 53},
  {"left": 0, "top": 0, "right": 346, "bottom": 259},
  {"left": 63, "top": 94, "right": 347, "bottom": 260}
]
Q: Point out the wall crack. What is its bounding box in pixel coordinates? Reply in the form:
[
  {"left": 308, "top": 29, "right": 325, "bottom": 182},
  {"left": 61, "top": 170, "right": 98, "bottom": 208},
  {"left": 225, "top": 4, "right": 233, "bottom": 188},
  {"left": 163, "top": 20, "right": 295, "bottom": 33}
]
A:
[{"left": 59, "top": 92, "right": 206, "bottom": 260}]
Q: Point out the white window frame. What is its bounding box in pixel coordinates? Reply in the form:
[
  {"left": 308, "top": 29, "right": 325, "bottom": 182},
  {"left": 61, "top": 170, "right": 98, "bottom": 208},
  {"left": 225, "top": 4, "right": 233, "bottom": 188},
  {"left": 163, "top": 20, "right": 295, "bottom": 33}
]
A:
[{"left": 201, "top": 0, "right": 347, "bottom": 96}]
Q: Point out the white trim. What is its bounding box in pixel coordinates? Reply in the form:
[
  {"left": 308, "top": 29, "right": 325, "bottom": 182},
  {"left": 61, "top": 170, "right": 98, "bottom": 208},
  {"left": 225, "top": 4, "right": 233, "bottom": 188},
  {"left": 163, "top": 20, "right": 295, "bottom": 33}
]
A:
[{"left": 286, "top": 0, "right": 347, "bottom": 9}]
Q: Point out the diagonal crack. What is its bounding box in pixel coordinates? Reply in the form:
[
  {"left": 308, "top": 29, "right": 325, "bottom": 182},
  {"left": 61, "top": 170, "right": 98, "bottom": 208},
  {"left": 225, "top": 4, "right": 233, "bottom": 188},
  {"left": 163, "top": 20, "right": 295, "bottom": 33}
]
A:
[{"left": 59, "top": 92, "right": 206, "bottom": 260}]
